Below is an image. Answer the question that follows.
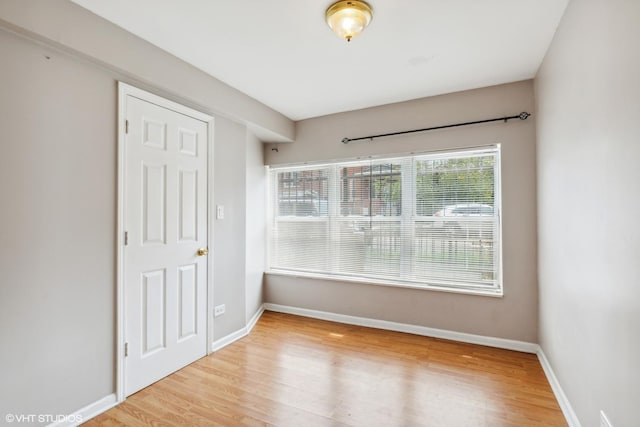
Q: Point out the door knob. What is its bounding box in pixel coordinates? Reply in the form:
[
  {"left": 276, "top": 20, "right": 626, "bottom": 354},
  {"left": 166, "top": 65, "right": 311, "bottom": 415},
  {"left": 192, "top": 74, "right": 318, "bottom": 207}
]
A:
[{"left": 197, "top": 248, "right": 209, "bottom": 256}]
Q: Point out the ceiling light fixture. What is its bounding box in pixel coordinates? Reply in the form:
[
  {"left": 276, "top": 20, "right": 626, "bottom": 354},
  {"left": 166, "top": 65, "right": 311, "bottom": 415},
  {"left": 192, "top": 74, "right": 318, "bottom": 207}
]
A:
[{"left": 325, "top": 0, "right": 373, "bottom": 42}]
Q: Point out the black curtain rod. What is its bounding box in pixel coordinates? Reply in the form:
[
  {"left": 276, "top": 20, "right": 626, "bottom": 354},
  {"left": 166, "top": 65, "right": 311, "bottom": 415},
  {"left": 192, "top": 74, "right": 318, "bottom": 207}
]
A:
[{"left": 341, "top": 111, "right": 531, "bottom": 144}]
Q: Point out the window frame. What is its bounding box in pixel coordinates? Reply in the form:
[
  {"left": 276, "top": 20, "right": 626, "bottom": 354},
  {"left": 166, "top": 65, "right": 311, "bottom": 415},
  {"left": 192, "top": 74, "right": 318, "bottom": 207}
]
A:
[{"left": 266, "top": 146, "right": 503, "bottom": 297}]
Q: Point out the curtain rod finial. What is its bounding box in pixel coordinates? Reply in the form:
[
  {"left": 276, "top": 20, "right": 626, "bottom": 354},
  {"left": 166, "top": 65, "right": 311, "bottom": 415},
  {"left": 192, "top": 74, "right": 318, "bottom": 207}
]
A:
[
  {"left": 341, "top": 138, "right": 350, "bottom": 144},
  {"left": 519, "top": 112, "right": 531, "bottom": 120}
]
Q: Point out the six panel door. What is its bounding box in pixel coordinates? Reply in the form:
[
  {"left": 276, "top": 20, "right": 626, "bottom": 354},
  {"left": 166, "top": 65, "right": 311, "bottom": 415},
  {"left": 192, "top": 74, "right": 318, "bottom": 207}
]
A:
[{"left": 124, "top": 95, "right": 208, "bottom": 396}]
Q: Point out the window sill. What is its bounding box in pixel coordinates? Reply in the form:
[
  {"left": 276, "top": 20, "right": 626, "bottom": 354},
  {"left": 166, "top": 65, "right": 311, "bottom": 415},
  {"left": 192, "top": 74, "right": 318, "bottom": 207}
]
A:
[{"left": 265, "top": 269, "right": 503, "bottom": 298}]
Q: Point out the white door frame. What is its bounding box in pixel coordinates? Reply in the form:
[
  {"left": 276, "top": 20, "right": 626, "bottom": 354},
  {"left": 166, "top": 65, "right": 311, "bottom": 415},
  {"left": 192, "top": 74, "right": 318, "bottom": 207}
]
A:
[{"left": 116, "top": 82, "right": 215, "bottom": 402}]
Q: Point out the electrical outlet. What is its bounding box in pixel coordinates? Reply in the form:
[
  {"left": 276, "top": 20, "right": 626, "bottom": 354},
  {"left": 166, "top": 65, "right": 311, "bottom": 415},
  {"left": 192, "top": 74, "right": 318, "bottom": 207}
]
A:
[
  {"left": 600, "top": 411, "right": 612, "bottom": 427},
  {"left": 214, "top": 304, "right": 226, "bottom": 317}
]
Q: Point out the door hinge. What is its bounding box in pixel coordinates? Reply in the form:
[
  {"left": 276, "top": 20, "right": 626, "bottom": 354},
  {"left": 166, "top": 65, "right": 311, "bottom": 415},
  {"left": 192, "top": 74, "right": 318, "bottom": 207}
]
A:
[
  {"left": 125, "top": 119, "right": 129, "bottom": 134},
  {"left": 124, "top": 342, "right": 128, "bottom": 357},
  {"left": 124, "top": 231, "right": 128, "bottom": 246}
]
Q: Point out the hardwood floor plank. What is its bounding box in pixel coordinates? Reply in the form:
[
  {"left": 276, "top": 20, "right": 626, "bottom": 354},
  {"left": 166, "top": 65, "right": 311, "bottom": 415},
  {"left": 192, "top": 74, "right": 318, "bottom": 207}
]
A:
[{"left": 85, "top": 311, "right": 567, "bottom": 426}]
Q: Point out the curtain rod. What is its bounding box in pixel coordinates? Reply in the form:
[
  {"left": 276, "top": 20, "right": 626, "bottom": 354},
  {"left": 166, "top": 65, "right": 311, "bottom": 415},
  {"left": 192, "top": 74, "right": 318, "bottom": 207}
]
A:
[{"left": 341, "top": 111, "right": 531, "bottom": 144}]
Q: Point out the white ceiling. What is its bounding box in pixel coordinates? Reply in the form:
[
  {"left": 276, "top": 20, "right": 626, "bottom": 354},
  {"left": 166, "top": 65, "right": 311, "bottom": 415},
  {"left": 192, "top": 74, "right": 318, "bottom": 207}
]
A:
[{"left": 71, "top": 0, "right": 569, "bottom": 121}]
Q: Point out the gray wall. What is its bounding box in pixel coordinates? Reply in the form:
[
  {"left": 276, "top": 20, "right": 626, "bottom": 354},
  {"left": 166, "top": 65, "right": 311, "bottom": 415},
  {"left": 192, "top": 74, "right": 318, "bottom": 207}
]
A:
[
  {"left": 245, "top": 132, "right": 266, "bottom": 321},
  {"left": 535, "top": 0, "right": 640, "bottom": 426},
  {"left": 212, "top": 118, "right": 248, "bottom": 340},
  {"left": 0, "top": 10, "right": 268, "bottom": 424},
  {"left": 213, "top": 123, "right": 267, "bottom": 339},
  {"left": 0, "top": 29, "right": 116, "bottom": 420},
  {"left": 265, "top": 81, "right": 539, "bottom": 342}
]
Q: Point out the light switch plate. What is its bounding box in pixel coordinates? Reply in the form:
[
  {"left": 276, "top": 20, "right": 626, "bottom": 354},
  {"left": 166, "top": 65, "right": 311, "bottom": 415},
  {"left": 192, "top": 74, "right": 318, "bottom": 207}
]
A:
[{"left": 216, "top": 205, "right": 224, "bottom": 219}]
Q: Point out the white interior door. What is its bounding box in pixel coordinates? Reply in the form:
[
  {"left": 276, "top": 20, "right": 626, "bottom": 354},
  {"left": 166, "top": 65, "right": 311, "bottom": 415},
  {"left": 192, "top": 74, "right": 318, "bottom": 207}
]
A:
[{"left": 123, "top": 93, "right": 209, "bottom": 396}]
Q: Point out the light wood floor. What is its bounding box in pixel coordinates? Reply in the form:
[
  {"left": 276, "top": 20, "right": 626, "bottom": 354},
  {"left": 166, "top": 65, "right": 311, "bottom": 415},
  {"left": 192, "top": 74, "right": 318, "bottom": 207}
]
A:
[{"left": 86, "top": 311, "right": 567, "bottom": 426}]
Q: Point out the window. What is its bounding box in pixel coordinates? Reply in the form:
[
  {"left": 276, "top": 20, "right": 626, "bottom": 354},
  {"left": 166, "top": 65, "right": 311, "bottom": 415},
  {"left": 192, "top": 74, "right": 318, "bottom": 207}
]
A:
[{"left": 267, "top": 146, "right": 502, "bottom": 295}]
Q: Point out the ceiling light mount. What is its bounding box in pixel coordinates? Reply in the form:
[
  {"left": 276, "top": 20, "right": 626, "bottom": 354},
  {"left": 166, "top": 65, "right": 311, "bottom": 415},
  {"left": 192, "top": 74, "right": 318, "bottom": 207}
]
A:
[{"left": 325, "top": 0, "right": 373, "bottom": 42}]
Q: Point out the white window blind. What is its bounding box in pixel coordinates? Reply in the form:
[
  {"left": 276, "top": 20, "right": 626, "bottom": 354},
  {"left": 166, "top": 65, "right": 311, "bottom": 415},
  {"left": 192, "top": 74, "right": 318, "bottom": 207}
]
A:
[{"left": 267, "top": 147, "right": 502, "bottom": 295}]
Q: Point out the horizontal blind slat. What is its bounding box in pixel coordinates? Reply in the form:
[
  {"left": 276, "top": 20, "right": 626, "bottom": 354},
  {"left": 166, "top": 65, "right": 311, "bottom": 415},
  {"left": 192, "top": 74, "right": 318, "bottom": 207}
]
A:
[{"left": 268, "top": 148, "right": 501, "bottom": 293}]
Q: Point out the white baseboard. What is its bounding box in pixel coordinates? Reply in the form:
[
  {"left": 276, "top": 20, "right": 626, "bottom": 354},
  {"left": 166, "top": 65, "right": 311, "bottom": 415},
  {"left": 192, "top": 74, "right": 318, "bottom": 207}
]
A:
[
  {"left": 48, "top": 393, "right": 117, "bottom": 427},
  {"left": 263, "top": 303, "right": 538, "bottom": 353},
  {"left": 210, "top": 305, "right": 265, "bottom": 352},
  {"left": 247, "top": 305, "right": 265, "bottom": 333},
  {"left": 210, "top": 327, "right": 247, "bottom": 352},
  {"left": 536, "top": 348, "right": 582, "bottom": 427}
]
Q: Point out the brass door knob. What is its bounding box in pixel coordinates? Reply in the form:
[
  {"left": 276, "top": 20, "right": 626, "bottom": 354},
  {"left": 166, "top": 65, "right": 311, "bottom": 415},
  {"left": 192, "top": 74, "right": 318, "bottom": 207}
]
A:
[{"left": 197, "top": 248, "right": 209, "bottom": 256}]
